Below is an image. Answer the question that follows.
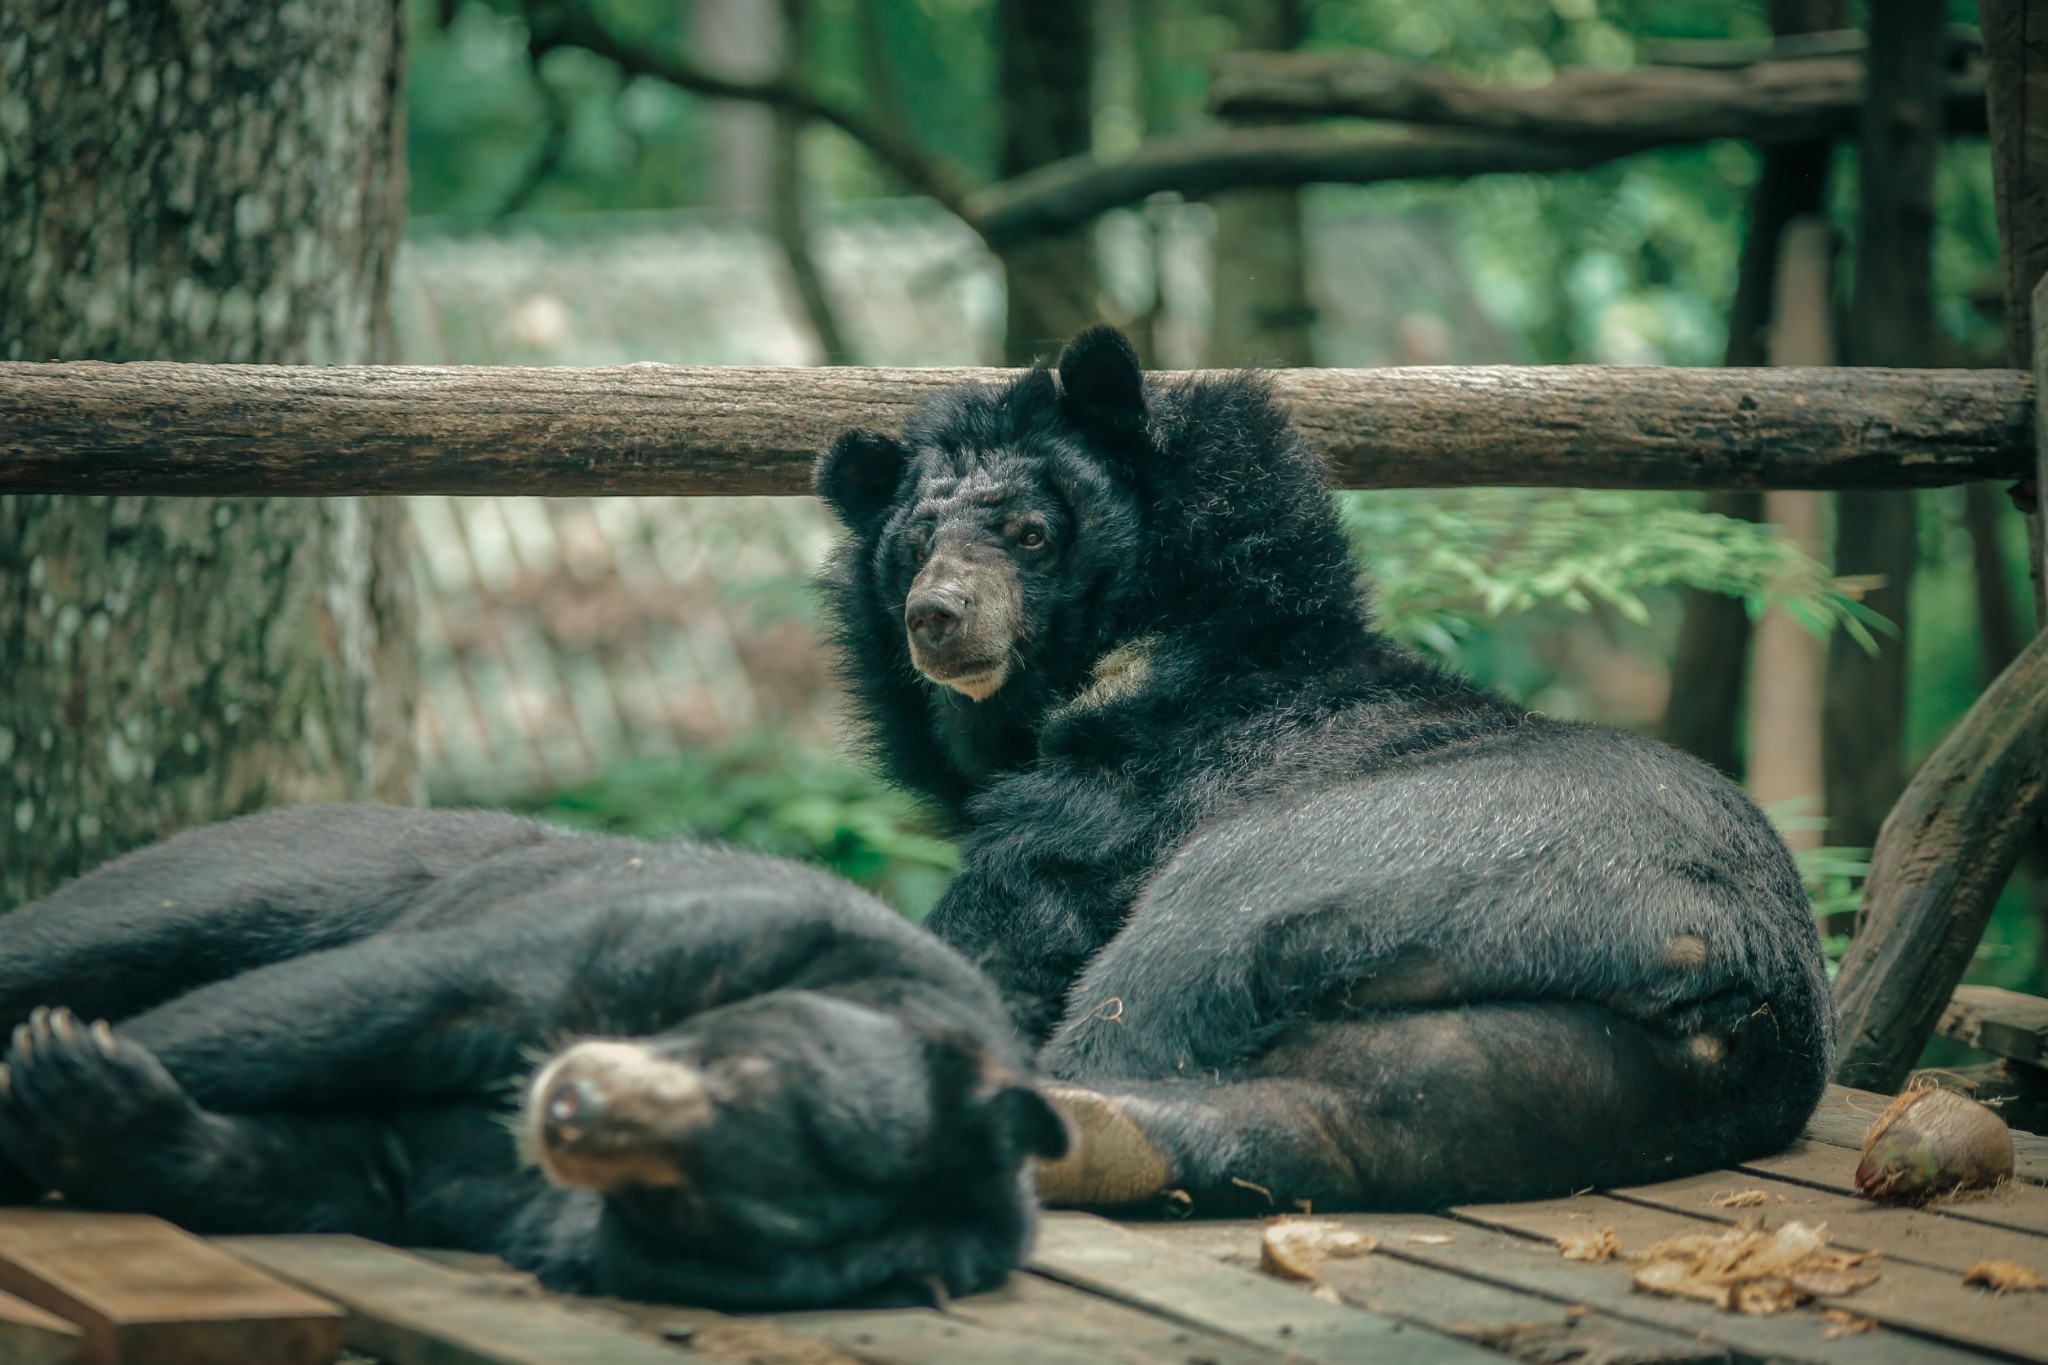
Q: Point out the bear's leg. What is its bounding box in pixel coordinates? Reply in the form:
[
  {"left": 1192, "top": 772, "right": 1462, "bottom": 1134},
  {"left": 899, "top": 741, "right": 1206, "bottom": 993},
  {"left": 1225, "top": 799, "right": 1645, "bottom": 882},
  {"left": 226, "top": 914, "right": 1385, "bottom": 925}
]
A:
[
  {"left": 0, "top": 805, "right": 553, "bottom": 1028},
  {"left": 1038, "top": 1002, "right": 1811, "bottom": 1213},
  {"left": 0, "top": 1007, "right": 420, "bottom": 1235}
]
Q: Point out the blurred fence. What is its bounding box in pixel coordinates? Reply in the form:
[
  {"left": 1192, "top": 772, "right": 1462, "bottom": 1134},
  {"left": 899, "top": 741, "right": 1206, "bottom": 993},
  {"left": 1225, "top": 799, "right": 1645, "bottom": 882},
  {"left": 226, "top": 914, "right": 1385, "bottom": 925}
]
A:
[{"left": 390, "top": 196, "right": 1512, "bottom": 800}]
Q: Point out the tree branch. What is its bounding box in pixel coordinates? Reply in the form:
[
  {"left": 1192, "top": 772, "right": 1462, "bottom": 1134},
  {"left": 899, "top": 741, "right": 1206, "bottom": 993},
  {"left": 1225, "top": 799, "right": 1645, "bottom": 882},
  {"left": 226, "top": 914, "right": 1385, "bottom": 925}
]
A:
[
  {"left": 1210, "top": 50, "right": 1988, "bottom": 143},
  {"left": 969, "top": 125, "right": 1633, "bottom": 249},
  {"left": 523, "top": 0, "right": 977, "bottom": 221}
]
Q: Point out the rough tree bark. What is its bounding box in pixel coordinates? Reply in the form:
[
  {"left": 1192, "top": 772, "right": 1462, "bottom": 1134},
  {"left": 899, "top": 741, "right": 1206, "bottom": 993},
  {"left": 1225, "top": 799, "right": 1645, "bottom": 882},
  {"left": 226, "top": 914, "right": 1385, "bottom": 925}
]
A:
[
  {"left": 1662, "top": 0, "right": 1841, "bottom": 778},
  {"left": 1207, "top": 0, "right": 1315, "bottom": 369},
  {"left": 996, "top": 0, "right": 1100, "bottom": 364},
  {"left": 1822, "top": 0, "right": 1946, "bottom": 853},
  {"left": 0, "top": 0, "right": 417, "bottom": 908}
]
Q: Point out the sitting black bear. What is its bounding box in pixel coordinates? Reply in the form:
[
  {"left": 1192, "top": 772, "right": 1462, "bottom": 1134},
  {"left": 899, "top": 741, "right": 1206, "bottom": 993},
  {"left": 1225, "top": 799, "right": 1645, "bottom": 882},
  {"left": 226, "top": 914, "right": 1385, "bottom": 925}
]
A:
[
  {"left": 0, "top": 804, "right": 1066, "bottom": 1307},
  {"left": 814, "top": 325, "right": 1837, "bottom": 1212}
]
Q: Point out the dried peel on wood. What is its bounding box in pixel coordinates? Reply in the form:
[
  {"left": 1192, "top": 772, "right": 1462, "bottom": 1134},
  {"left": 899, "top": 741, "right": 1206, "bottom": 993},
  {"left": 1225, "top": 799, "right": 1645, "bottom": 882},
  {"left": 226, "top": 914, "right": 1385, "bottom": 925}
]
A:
[
  {"left": 1822, "top": 1309, "right": 1878, "bottom": 1339},
  {"left": 1855, "top": 1085, "right": 2014, "bottom": 1204},
  {"left": 1555, "top": 1226, "right": 1622, "bottom": 1262},
  {"left": 1628, "top": 1214, "right": 1879, "bottom": 1315},
  {"left": 1708, "top": 1189, "right": 1772, "bottom": 1208},
  {"left": 1258, "top": 1219, "right": 1378, "bottom": 1282},
  {"left": 1963, "top": 1259, "right": 2047, "bottom": 1294}
]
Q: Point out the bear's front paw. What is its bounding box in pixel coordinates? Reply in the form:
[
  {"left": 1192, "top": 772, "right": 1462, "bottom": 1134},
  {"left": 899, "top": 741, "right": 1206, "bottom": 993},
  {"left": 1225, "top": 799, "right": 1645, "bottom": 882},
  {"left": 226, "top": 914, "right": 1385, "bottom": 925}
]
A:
[{"left": 0, "top": 1008, "right": 207, "bottom": 1203}]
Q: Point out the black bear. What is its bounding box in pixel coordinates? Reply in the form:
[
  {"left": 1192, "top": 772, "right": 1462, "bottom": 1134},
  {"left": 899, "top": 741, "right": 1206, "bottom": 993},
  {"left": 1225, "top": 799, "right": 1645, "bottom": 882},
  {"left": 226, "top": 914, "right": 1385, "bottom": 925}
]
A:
[
  {"left": 814, "top": 325, "right": 1837, "bottom": 1212},
  {"left": 0, "top": 804, "right": 1067, "bottom": 1307}
]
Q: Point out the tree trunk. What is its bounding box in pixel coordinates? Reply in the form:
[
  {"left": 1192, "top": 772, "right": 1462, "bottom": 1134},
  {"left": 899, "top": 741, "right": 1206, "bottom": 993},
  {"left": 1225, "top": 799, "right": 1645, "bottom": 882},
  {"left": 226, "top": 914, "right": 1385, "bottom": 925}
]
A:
[
  {"left": 1660, "top": 0, "right": 1842, "bottom": 778},
  {"left": 1822, "top": 0, "right": 1946, "bottom": 851},
  {"left": 995, "top": 0, "right": 1100, "bottom": 364},
  {"left": 1207, "top": 0, "right": 1314, "bottom": 369},
  {"left": 1745, "top": 216, "right": 1836, "bottom": 850},
  {"left": 0, "top": 0, "right": 417, "bottom": 909}
]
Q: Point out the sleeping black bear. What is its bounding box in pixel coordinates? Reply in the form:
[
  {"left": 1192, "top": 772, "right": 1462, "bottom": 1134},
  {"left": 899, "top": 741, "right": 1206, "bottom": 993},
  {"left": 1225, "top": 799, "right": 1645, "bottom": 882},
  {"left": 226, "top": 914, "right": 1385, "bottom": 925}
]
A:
[
  {"left": 815, "top": 325, "right": 1838, "bottom": 1213},
  {"left": 0, "top": 804, "right": 1066, "bottom": 1308}
]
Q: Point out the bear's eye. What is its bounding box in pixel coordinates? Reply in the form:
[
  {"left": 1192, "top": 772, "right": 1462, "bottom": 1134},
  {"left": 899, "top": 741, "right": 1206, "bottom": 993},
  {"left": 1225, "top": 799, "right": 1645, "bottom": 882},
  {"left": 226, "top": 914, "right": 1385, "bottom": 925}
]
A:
[{"left": 1016, "top": 526, "right": 1047, "bottom": 550}]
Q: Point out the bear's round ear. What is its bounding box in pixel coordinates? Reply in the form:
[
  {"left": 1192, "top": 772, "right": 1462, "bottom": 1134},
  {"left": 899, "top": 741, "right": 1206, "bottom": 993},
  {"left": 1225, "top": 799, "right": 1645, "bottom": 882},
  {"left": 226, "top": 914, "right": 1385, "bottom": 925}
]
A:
[
  {"left": 985, "top": 1078, "right": 1073, "bottom": 1161},
  {"left": 1057, "top": 325, "right": 1146, "bottom": 432},
  {"left": 815, "top": 429, "right": 911, "bottom": 533}
]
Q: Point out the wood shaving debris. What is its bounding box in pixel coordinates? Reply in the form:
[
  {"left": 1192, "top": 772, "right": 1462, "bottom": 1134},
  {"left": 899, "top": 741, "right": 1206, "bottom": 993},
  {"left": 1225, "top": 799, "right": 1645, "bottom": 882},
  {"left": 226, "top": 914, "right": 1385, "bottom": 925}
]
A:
[
  {"left": 1556, "top": 1226, "right": 1622, "bottom": 1263},
  {"left": 1310, "top": 1284, "right": 1344, "bottom": 1305},
  {"left": 1628, "top": 1214, "right": 1880, "bottom": 1315},
  {"left": 1405, "top": 1233, "right": 1456, "bottom": 1245},
  {"left": 1963, "top": 1259, "right": 2047, "bottom": 1294},
  {"left": 1822, "top": 1309, "right": 1878, "bottom": 1339},
  {"left": 1258, "top": 1219, "right": 1379, "bottom": 1282},
  {"left": 1708, "top": 1189, "right": 1772, "bottom": 1208}
]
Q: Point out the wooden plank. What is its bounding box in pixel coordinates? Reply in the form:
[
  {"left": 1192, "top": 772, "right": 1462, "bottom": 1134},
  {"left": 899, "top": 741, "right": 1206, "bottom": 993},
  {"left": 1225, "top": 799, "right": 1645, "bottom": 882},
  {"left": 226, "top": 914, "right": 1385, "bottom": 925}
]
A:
[
  {"left": 772, "top": 1308, "right": 1104, "bottom": 1365},
  {"left": 1805, "top": 1084, "right": 2048, "bottom": 1184},
  {"left": 0, "top": 1211, "right": 342, "bottom": 1365},
  {"left": 1141, "top": 1218, "right": 1731, "bottom": 1364},
  {"left": 1028, "top": 1213, "right": 1508, "bottom": 1365},
  {"left": 1610, "top": 1166, "right": 2048, "bottom": 1276},
  {"left": 1748, "top": 1138, "right": 2048, "bottom": 1238},
  {"left": 946, "top": 1273, "right": 1289, "bottom": 1365},
  {"left": 222, "top": 1236, "right": 699, "bottom": 1365},
  {"left": 1456, "top": 1191, "right": 2048, "bottom": 1363},
  {"left": 1177, "top": 1210, "right": 1982, "bottom": 1365},
  {"left": 0, "top": 361, "right": 2031, "bottom": 497},
  {"left": 0, "top": 1288, "right": 83, "bottom": 1365}
]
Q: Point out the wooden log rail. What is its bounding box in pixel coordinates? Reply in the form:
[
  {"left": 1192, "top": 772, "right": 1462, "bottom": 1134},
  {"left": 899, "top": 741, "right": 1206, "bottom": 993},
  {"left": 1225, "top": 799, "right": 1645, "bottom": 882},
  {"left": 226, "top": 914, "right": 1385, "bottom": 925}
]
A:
[{"left": 0, "top": 360, "right": 2033, "bottom": 496}]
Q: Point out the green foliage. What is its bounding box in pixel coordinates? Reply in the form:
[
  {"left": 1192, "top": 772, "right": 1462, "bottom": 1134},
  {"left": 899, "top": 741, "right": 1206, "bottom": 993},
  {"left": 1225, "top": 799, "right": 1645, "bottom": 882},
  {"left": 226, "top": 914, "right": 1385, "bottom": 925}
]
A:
[
  {"left": 512, "top": 733, "right": 957, "bottom": 919},
  {"left": 1344, "top": 489, "right": 1890, "bottom": 662}
]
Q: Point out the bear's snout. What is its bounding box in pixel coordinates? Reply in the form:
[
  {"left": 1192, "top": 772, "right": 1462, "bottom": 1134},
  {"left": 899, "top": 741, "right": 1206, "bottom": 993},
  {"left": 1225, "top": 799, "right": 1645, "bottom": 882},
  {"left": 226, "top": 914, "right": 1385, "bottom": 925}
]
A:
[
  {"left": 904, "top": 549, "right": 1021, "bottom": 701},
  {"left": 524, "top": 1041, "right": 710, "bottom": 1194}
]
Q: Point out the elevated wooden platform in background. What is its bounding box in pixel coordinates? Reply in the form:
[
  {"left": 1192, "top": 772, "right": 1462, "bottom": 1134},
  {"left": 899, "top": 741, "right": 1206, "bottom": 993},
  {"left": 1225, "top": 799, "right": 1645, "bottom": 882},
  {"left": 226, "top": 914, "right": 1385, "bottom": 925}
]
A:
[{"left": 108, "top": 1086, "right": 2035, "bottom": 1365}]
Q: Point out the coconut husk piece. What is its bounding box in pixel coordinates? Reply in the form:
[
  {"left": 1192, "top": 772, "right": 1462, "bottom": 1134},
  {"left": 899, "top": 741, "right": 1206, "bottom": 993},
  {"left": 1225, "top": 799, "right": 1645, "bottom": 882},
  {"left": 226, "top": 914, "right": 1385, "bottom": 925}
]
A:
[
  {"left": 1258, "top": 1219, "right": 1377, "bottom": 1282},
  {"left": 1556, "top": 1226, "right": 1622, "bottom": 1263},
  {"left": 1963, "top": 1259, "right": 2047, "bottom": 1294},
  {"left": 1856, "top": 1085, "right": 2014, "bottom": 1204},
  {"left": 1629, "top": 1214, "right": 1880, "bottom": 1316}
]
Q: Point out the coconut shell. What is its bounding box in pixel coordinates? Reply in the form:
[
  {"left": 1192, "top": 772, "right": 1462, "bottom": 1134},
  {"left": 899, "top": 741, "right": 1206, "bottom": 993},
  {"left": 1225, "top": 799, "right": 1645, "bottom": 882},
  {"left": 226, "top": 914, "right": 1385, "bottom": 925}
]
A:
[{"left": 1854, "top": 1086, "right": 2014, "bottom": 1203}]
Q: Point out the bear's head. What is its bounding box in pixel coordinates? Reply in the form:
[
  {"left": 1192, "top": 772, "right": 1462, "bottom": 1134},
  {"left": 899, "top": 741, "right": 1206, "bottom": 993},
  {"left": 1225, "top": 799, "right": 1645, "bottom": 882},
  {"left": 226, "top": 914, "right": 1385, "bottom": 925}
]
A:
[
  {"left": 814, "top": 326, "right": 1154, "bottom": 706},
  {"left": 520, "top": 992, "right": 1068, "bottom": 1308}
]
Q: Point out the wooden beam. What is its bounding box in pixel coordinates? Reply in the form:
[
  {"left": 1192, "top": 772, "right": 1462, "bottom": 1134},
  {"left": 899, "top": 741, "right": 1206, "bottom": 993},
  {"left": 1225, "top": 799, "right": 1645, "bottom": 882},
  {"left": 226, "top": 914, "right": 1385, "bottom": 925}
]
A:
[
  {"left": 1210, "top": 50, "right": 1989, "bottom": 142},
  {"left": 1938, "top": 984, "right": 2048, "bottom": 1067},
  {"left": 1832, "top": 621, "right": 2048, "bottom": 1093},
  {"left": 0, "top": 1210, "right": 343, "bottom": 1365},
  {"left": 0, "top": 361, "right": 2030, "bottom": 496}
]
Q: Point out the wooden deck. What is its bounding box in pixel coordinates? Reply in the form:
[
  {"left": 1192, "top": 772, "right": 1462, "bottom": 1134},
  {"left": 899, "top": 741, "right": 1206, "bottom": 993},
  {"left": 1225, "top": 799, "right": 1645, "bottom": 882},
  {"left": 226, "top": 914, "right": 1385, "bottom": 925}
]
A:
[{"left": 171, "top": 1085, "right": 2048, "bottom": 1365}]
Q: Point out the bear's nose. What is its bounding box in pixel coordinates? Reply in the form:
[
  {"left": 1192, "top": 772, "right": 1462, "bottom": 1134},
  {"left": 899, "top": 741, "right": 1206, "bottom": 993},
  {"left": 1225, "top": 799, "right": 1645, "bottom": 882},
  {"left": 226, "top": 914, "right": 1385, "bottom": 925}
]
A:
[
  {"left": 544, "top": 1078, "right": 602, "bottom": 1140},
  {"left": 906, "top": 594, "right": 966, "bottom": 649}
]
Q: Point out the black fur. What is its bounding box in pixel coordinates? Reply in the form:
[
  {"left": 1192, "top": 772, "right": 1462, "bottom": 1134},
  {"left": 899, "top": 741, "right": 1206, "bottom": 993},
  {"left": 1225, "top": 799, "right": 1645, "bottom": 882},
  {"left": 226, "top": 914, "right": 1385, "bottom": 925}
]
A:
[
  {"left": 815, "top": 325, "right": 1837, "bottom": 1212},
  {"left": 0, "top": 805, "right": 1065, "bottom": 1308}
]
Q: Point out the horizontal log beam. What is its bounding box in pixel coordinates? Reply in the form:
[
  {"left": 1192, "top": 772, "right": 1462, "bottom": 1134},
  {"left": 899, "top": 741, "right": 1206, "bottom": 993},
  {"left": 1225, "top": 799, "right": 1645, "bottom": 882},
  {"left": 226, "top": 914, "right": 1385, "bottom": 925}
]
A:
[
  {"left": 1210, "top": 51, "right": 1989, "bottom": 144},
  {"left": 0, "top": 360, "right": 2031, "bottom": 496}
]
